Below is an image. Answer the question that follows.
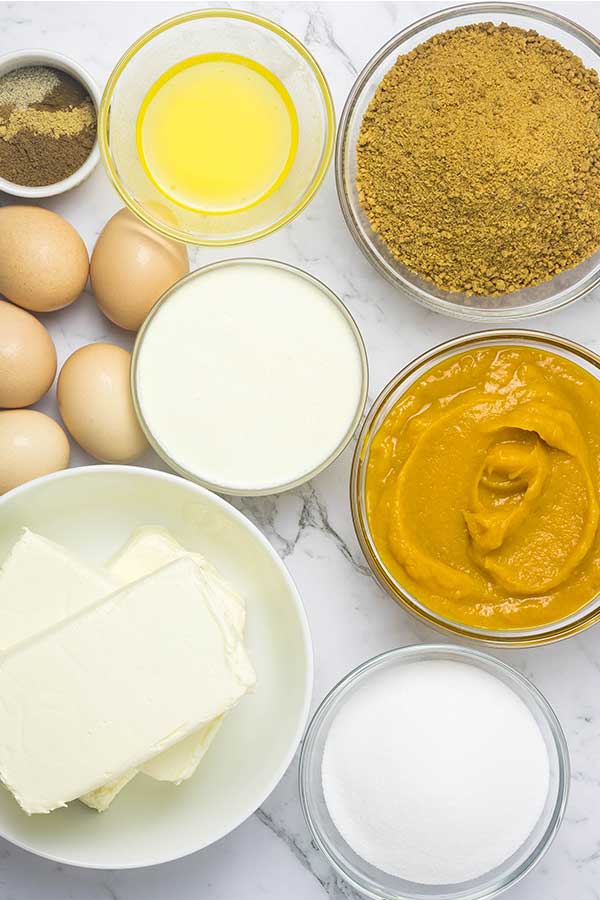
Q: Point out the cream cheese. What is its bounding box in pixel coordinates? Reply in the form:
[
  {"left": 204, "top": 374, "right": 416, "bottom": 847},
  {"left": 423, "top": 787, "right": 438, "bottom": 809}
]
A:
[
  {"left": 142, "top": 715, "right": 224, "bottom": 782},
  {"left": 81, "top": 527, "right": 246, "bottom": 810},
  {"left": 108, "top": 526, "right": 246, "bottom": 636},
  {"left": 109, "top": 529, "right": 245, "bottom": 780},
  {"left": 0, "top": 529, "right": 114, "bottom": 652},
  {"left": 0, "top": 528, "right": 248, "bottom": 811},
  {"left": 80, "top": 718, "right": 225, "bottom": 812},
  {"left": 78, "top": 770, "right": 138, "bottom": 813},
  {"left": 0, "top": 557, "right": 255, "bottom": 814}
]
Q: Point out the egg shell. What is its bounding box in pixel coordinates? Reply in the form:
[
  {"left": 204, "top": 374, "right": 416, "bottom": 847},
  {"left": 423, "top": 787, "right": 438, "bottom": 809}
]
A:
[
  {"left": 0, "top": 410, "right": 70, "bottom": 494},
  {"left": 57, "top": 342, "right": 148, "bottom": 463},
  {"left": 0, "top": 206, "right": 89, "bottom": 312},
  {"left": 0, "top": 300, "right": 57, "bottom": 408},
  {"left": 90, "top": 208, "right": 188, "bottom": 331}
]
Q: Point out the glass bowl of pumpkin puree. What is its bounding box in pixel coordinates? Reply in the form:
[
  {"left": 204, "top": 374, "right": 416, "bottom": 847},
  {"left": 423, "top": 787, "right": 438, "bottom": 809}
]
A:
[{"left": 351, "top": 331, "right": 600, "bottom": 647}]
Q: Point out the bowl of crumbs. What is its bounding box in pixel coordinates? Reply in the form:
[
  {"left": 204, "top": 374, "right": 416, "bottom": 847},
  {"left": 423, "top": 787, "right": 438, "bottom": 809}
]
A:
[{"left": 337, "top": 3, "right": 600, "bottom": 321}]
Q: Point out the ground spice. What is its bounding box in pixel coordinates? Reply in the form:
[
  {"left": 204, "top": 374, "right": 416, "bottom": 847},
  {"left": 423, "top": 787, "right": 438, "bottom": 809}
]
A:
[
  {"left": 357, "top": 23, "right": 600, "bottom": 297},
  {"left": 0, "top": 66, "right": 59, "bottom": 107},
  {"left": 0, "top": 66, "right": 96, "bottom": 187}
]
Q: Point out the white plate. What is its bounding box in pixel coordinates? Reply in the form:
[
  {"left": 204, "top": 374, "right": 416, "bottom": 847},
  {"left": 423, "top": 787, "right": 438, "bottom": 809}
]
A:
[{"left": 0, "top": 466, "right": 312, "bottom": 869}]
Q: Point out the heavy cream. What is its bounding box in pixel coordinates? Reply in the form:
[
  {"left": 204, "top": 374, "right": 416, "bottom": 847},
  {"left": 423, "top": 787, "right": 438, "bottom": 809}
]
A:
[{"left": 134, "top": 261, "right": 366, "bottom": 493}]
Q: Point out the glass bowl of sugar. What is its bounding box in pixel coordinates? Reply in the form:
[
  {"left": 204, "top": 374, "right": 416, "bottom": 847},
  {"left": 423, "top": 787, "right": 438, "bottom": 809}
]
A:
[{"left": 299, "top": 644, "right": 569, "bottom": 900}]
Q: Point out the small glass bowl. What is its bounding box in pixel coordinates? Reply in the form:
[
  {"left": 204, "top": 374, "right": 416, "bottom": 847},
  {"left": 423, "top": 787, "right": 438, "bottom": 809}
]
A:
[
  {"left": 299, "top": 644, "right": 570, "bottom": 900},
  {"left": 132, "top": 258, "right": 369, "bottom": 497},
  {"left": 336, "top": 2, "right": 600, "bottom": 321},
  {"left": 351, "top": 330, "right": 600, "bottom": 647},
  {"left": 99, "top": 9, "right": 334, "bottom": 246}
]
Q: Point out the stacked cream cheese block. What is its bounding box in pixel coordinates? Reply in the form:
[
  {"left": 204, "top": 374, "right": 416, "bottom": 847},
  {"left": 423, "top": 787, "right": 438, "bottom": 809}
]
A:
[{"left": 0, "top": 527, "right": 256, "bottom": 814}]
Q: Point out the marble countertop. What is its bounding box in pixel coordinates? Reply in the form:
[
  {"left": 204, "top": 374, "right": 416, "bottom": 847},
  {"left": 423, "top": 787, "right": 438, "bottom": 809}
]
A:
[{"left": 1, "top": 2, "right": 600, "bottom": 898}]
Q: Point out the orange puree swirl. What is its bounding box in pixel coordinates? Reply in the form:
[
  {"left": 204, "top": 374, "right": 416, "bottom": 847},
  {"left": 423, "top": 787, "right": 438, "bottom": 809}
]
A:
[{"left": 366, "top": 347, "right": 600, "bottom": 629}]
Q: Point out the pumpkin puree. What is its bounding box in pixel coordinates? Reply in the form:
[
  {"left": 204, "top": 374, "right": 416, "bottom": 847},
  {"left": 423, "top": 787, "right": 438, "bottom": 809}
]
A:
[{"left": 366, "top": 347, "right": 600, "bottom": 629}]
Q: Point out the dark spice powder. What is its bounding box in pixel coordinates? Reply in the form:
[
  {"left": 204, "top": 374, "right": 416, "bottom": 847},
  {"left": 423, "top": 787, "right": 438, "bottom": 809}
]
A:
[{"left": 0, "top": 66, "right": 97, "bottom": 187}]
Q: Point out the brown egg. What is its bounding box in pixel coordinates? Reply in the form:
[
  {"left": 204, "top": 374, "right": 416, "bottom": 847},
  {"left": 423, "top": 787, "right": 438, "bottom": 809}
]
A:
[
  {"left": 57, "top": 342, "right": 148, "bottom": 463},
  {"left": 0, "top": 206, "right": 89, "bottom": 312},
  {"left": 90, "top": 208, "right": 188, "bottom": 331},
  {"left": 0, "top": 300, "right": 57, "bottom": 408},
  {"left": 0, "top": 410, "right": 70, "bottom": 494}
]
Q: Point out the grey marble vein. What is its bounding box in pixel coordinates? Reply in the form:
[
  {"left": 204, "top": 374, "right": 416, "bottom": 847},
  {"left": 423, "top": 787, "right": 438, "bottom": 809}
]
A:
[{"left": 256, "top": 807, "right": 364, "bottom": 899}]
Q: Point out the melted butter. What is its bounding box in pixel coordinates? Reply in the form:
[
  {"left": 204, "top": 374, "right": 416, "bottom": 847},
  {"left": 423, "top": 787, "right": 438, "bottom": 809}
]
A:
[
  {"left": 136, "top": 53, "right": 298, "bottom": 214},
  {"left": 366, "top": 347, "right": 600, "bottom": 629}
]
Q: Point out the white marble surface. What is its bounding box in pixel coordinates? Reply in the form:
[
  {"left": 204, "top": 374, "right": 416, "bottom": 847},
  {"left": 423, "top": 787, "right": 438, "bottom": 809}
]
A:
[{"left": 1, "top": 1, "right": 600, "bottom": 897}]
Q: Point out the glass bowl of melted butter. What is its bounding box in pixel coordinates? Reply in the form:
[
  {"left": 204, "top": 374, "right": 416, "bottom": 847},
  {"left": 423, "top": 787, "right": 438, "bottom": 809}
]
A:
[
  {"left": 99, "top": 10, "right": 334, "bottom": 245},
  {"left": 351, "top": 329, "right": 600, "bottom": 648}
]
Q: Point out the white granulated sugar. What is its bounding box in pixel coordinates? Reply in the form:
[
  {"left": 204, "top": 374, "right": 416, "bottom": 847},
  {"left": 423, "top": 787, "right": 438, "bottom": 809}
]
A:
[{"left": 321, "top": 659, "right": 550, "bottom": 885}]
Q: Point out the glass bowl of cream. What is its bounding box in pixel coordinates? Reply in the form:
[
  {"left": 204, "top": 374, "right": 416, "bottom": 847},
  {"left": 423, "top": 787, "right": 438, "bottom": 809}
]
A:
[
  {"left": 336, "top": 3, "right": 600, "bottom": 321},
  {"left": 132, "top": 259, "right": 368, "bottom": 496},
  {"left": 351, "top": 329, "right": 600, "bottom": 647},
  {"left": 299, "top": 644, "right": 570, "bottom": 900},
  {"left": 99, "top": 9, "right": 334, "bottom": 245}
]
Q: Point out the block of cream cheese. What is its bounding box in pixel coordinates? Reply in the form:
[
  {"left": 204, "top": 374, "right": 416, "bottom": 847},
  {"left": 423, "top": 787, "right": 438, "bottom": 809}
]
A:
[
  {"left": 0, "top": 529, "right": 114, "bottom": 652},
  {"left": 78, "top": 770, "right": 137, "bottom": 813},
  {"left": 109, "top": 526, "right": 246, "bottom": 635},
  {"left": 110, "top": 530, "right": 245, "bottom": 775},
  {"left": 142, "top": 715, "right": 224, "bottom": 782},
  {"left": 81, "top": 527, "right": 246, "bottom": 810},
  {"left": 80, "top": 719, "right": 225, "bottom": 812},
  {"left": 0, "top": 557, "right": 256, "bottom": 814},
  {"left": 0, "top": 530, "right": 138, "bottom": 810},
  {"left": 0, "top": 528, "right": 244, "bottom": 811}
]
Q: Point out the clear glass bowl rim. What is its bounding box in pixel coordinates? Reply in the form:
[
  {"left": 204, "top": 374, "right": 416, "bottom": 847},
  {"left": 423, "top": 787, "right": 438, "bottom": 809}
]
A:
[
  {"left": 132, "top": 257, "right": 369, "bottom": 497},
  {"left": 299, "top": 643, "right": 570, "bottom": 900},
  {"left": 98, "top": 7, "right": 335, "bottom": 246},
  {"left": 350, "top": 329, "right": 600, "bottom": 647},
  {"left": 335, "top": 1, "right": 600, "bottom": 322}
]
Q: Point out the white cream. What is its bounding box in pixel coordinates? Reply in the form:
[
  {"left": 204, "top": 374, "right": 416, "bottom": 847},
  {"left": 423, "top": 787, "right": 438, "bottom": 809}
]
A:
[
  {"left": 134, "top": 261, "right": 365, "bottom": 492},
  {"left": 0, "top": 558, "right": 255, "bottom": 814}
]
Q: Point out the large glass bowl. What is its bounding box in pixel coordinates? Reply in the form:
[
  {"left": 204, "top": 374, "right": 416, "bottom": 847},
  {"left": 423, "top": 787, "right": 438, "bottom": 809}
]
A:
[
  {"left": 351, "top": 330, "right": 600, "bottom": 647},
  {"left": 337, "top": 3, "right": 600, "bottom": 321},
  {"left": 299, "top": 644, "right": 570, "bottom": 900},
  {"left": 99, "top": 9, "right": 334, "bottom": 246}
]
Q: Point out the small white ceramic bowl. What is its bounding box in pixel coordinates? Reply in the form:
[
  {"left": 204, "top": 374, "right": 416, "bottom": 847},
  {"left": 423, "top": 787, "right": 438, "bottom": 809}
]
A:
[
  {"left": 0, "top": 49, "right": 100, "bottom": 198},
  {"left": 0, "top": 465, "right": 313, "bottom": 869}
]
